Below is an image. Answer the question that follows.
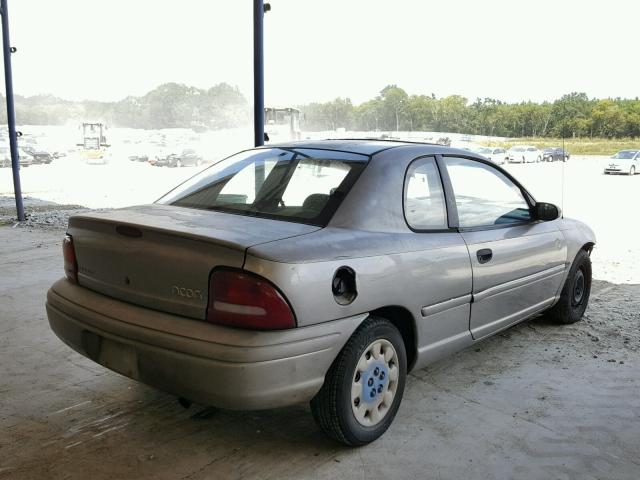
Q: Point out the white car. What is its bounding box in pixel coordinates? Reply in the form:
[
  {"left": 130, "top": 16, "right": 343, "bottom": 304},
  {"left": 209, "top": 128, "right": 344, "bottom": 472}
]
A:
[
  {"left": 475, "top": 147, "right": 507, "bottom": 165},
  {"left": 603, "top": 150, "right": 639, "bottom": 175},
  {"left": 507, "top": 145, "right": 542, "bottom": 163}
]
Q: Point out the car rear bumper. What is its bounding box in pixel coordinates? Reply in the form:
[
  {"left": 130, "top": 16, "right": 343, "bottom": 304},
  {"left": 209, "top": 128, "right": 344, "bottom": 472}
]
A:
[{"left": 46, "top": 279, "right": 365, "bottom": 410}]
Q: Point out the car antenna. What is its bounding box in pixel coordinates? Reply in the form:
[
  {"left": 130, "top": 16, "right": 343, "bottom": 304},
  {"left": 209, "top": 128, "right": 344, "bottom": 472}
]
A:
[{"left": 561, "top": 103, "right": 566, "bottom": 216}]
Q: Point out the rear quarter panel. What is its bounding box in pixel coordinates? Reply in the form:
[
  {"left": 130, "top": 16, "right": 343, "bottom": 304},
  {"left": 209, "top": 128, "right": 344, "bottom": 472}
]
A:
[{"left": 244, "top": 145, "right": 476, "bottom": 369}]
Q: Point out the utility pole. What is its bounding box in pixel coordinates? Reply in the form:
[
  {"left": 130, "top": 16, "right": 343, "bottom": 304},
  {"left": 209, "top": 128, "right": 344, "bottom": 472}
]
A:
[
  {"left": 253, "top": 0, "right": 270, "bottom": 147},
  {"left": 1, "top": 0, "right": 24, "bottom": 221}
]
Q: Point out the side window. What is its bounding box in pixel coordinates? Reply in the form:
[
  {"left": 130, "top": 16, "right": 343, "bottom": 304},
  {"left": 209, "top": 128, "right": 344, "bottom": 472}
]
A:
[
  {"left": 404, "top": 157, "right": 448, "bottom": 230},
  {"left": 444, "top": 157, "right": 531, "bottom": 228}
]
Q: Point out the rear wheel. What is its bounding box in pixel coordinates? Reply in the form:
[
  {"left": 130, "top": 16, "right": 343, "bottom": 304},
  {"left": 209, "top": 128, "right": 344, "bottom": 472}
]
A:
[
  {"left": 546, "top": 249, "right": 592, "bottom": 324},
  {"left": 311, "top": 316, "right": 407, "bottom": 446}
]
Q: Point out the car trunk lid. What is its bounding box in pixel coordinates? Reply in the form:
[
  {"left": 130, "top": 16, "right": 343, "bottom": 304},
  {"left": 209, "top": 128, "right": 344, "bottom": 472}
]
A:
[{"left": 68, "top": 204, "right": 320, "bottom": 319}]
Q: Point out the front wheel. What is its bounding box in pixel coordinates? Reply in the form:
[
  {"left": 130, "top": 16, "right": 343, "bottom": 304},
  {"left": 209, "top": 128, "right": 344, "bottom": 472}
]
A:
[
  {"left": 630, "top": 166, "right": 636, "bottom": 176},
  {"left": 311, "top": 317, "right": 407, "bottom": 446},
  {"left": 545, "top": 249, "right": 592, "bottom": 324}
]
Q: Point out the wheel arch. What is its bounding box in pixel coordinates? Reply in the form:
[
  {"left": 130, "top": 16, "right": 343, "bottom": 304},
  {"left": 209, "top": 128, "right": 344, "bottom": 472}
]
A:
[
  {"left": 368, "top": 306, "right": 417, "bottom": 371},
  {"left": 582, "top": 242, "right": 595, "bottom": 255}
]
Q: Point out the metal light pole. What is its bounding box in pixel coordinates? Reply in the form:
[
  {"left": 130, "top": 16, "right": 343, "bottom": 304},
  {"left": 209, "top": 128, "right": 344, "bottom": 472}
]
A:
[
  {"left": 253, "top": 0, "right": 270, "bottom": 147},
  {"left": 1, "top": 0, "right": 24, "bottom": 221}
]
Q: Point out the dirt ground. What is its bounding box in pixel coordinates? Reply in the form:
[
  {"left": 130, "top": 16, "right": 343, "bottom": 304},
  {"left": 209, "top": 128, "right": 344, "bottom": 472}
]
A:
[
  {"left": 1, "top": 148, "right": 640, "bottom": 479},
  {"left": 1, "top": 224, "right": 639, "bottom": 479}
]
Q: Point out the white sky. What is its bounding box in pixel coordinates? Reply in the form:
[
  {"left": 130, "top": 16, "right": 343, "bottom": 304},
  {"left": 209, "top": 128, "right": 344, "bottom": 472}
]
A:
[{"left": 6, "top": 0, "right": 639, "bottom": 105}]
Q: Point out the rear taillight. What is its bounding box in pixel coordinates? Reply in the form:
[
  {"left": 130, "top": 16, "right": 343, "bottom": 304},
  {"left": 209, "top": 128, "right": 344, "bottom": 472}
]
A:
[
  {"left": 206, "top": 269, "right": 295, "bottom": 330},
  {"left": 62, "top": 234, "right": 78, "bottom": 283}
]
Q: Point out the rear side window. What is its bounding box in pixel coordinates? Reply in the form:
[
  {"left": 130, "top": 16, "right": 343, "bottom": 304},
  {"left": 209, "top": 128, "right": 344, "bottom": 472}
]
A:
[
  {"left": 157, "top": 148, "right": 368, "bottom": 226},
  {"left": 404, "top": 157, "right": 447, "bottom": 230},
  {"left": 444, "top": 157, "right": 531, "bottom": 228}
]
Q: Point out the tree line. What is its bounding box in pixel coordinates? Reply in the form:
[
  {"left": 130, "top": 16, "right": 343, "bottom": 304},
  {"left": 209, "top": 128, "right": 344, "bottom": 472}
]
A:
[
  {"left": 3, "top": 83, "right": 639, "bottom": 138},
  {"left": 1, "top": 82, "right": 249, "bottom": 130},
  {"left": 299, "top": 86, "right": 640, "bottom": 138}
]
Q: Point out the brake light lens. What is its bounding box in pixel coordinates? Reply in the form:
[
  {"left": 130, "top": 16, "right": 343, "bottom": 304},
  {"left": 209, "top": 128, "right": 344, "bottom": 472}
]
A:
[
  {"left": 207, "top": 269, "right": 295, "bottom": 330},
  {"left": 62, "top": 234, "right": 78, "bottom": 283}
]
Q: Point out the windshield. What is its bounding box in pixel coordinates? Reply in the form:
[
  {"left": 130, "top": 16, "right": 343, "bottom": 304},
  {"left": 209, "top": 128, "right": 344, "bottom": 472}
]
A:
[
  {"left": 611, "top": 150, "right": 637, "bottom": 159},
  {"left": 157, "top": 148, "right": 369, "bottom": 226},
  {"left": 477, "top": 148, "right": 492, "bottom": 154}
]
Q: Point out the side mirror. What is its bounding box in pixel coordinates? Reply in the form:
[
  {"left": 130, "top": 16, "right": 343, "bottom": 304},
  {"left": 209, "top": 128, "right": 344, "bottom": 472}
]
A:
[{"left": 535, "top": 202, "right": 561, "bottom": 221}]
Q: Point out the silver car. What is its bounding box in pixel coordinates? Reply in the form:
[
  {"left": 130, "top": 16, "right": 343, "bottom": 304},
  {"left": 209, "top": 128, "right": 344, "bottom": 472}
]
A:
[
  {"left": 46, "top": 140, "right": 595, "bottom": 446},
  {"left": 604, "top": 149, "right": 639, "bottom": 175}
]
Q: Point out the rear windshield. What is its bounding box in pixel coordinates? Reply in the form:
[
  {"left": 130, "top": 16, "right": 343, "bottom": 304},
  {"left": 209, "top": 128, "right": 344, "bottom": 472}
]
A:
[{"left": 157, "top": 147, "right": 369, "bottom": 226}]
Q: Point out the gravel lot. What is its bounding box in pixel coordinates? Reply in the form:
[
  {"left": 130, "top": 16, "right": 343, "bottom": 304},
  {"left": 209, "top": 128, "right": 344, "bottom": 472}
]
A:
[{"left": 0, "top": 227, "right": 638, "bottom": 480}]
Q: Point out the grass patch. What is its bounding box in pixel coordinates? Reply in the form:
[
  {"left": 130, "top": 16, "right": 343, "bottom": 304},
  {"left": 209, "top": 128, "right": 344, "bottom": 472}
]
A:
[{"left": 481, "top": 138, "right": 639, "bottom": 156}]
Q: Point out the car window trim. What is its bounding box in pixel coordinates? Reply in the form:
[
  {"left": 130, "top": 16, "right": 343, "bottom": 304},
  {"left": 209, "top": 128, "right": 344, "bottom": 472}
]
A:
[
  {"left": 438, "top": 154, "right": 538, "bottom": 232},
  {"left": 402, "top": 155, "right": 457, "bottom": 233}
]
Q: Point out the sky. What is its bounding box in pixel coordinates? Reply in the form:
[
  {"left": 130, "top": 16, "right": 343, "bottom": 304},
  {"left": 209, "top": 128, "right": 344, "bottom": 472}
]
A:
[{"left": 4, "top": 0, "right": 639, "bottom": 106}]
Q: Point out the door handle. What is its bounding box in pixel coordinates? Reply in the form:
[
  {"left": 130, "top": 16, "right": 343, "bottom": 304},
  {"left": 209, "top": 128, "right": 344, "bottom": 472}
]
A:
[{"left": 477, "top": 248, "right": 493, "bottom": 264}]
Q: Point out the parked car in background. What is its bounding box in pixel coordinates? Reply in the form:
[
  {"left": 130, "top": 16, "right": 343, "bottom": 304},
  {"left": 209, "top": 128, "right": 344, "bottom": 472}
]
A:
[
  {"left": 150, "top": 148, "right": 180, "bottom": 167},
  {"left": 543, "top": 147, "right": 570, "bottom": 162},
  {"left": 22, "top": 145, "right": 54, "bottom": 164},
  {"left": 0, "top": 146, "right": 33, "bottom": 167},
  {"left": 604, "top": 150, "right": 639, "bottom": 175},
  {"left": 152, "top": 148, "right": 203, "bottom": 168},
  {"left": 507, "top": 145, "right": 542, "bottom": 163},
  {"left": 46, "top": 140, "right": 595, "bottom": 446},
  {"left": 128, "top": 153, "right": 149, "bottom": 162},
  {"left": 476, "top": 147, "right": 507, "bottom": 165},
  {"left": 174, "top": 148, "right": 203, "bottom": 167},
  {"left": 0, "top": 146, "right": 10, "bottom": 168}
]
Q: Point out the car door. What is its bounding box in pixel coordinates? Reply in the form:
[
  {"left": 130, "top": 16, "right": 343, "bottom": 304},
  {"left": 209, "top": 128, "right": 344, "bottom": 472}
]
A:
[
  {"left": 440, "top": 156, "right": 568, "bottom": 339},
  {"left": 402, "top": 155, "right": 474, "bottom": 366}
]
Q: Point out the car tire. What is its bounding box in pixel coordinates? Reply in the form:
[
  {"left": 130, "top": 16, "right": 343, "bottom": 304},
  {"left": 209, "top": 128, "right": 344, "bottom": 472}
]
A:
[
  {"left": 176, "top": 159, "right": 182, "bottom": 168},
  {"left": 630, "top": 166, "right": 636, "bottom": 176},
  {"left": 546, "top": 249, "right": 592, "bottom": 325},
  {"left": 310, "top": 316, "right": 407, "bottom": 446}
]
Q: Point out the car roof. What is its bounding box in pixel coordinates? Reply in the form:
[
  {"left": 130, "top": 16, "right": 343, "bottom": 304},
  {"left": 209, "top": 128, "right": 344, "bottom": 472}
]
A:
[
  {"left": 264, "top": 138, "right": 441, "bottom": 155},
  {"left": 261, "top": 138, "right": 468, "bottom": 156}
]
